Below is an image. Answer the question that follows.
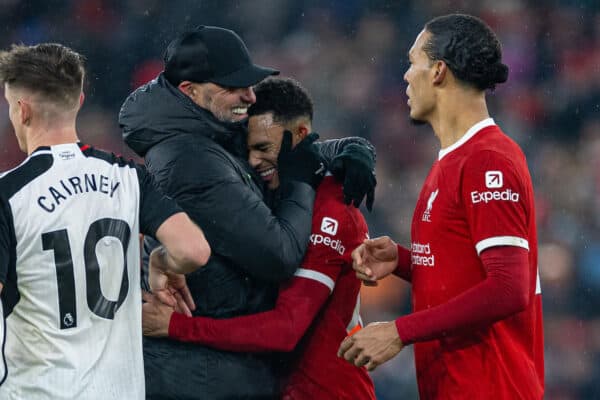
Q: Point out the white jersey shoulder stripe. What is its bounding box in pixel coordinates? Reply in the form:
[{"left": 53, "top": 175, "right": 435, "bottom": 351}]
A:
[
  {"left": 475, "top": 236, "right": 529, "bottom": 255},
  {"left": 0, "top": 150, "right": 52, "bottom": 180},
  {"left": 294, "top": 268, "right": 335, "bottom": 293}
]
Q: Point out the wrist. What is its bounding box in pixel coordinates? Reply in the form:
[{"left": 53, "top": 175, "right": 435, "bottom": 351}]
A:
[{"left": 168, "top": 311, "right": 186, "bottom": 339}]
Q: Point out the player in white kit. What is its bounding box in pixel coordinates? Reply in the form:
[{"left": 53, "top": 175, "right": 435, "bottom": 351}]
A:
[{"left": 0, "top": 43, "right": 211, "bottom": 399}]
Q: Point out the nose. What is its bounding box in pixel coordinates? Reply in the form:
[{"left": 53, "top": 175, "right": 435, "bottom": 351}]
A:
[{"left": 239, "top": 87, "right": 256, "bottom": 104}]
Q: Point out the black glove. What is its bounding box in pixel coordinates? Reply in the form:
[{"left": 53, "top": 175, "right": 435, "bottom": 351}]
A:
[
  {"left": 331, "top": 143, "right": 377, "bottom": 212},
  {"left": 277, "top": 131, "right": 324, "bottom": 189}
]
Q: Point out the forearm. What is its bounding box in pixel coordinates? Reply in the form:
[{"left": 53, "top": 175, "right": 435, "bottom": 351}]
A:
[
  {"left": 169, "top": 279, "right": 328, "bottom": 352},
  {"left": 178, "top": 180, "right": 315, "bottom": 283},
  {"left": 396, "top": 246, "right": 529, "bottom": 344},
  {"left": 393, "top": 244, "right": 412, "bottom": 282}
]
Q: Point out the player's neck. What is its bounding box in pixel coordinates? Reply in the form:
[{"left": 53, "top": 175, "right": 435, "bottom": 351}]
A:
[
  {"left": 430, "top": 90, "right": 489, "bottom": 149},
  {"left": 25, "top": 123, "right": 79, "bottom": 155}
]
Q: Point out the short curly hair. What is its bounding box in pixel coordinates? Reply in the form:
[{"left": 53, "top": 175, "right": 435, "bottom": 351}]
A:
[
  {"left": 249, "top": 77, "right": 313, "bottom": 124},
  {"left": 0, "top": 43, "right": 85, "bottom": 107},
  {"left": 423, "top": 14, "right": 508, "bottom": 91}
]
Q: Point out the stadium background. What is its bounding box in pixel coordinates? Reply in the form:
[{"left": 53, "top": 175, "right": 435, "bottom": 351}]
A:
[{"left": 0, "top": 0, "right": 598, "bottom": 398}]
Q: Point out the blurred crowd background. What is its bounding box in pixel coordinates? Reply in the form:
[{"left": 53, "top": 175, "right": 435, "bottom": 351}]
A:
[{"left": 1, "top": 0, "right": 598, "bottom": 398}]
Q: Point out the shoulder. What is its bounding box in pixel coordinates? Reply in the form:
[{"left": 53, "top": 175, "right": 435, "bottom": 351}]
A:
[
  {"left": 465, "top": 125, "right": 526, "bottom": 164},
  {"left": 312, "top": 177, "right": 368, "bottom": 242},
  {"left": 0, "top": 151, "right": 53, "bottom": 201},
  {"left": 80, "top": 145, "right": 136, "bottom": 169}
]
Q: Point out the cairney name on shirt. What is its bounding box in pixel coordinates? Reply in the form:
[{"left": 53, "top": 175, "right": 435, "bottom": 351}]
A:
[{"left": 38, "top": 173, "right": 121, "bottom": 213}]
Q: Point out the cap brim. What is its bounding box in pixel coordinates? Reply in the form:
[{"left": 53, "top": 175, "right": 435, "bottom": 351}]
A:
[{"left": 210, "top": 63, "right": 279, "bottom": 88}]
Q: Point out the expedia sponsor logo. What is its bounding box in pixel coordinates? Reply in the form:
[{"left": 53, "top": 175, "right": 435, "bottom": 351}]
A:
[
  {"left": 411, "top": 242, "right": 435, "bottom": 267},
  {"left": 320, "top": 217, "right": 338, "bottom": 235},
  {"left": 310, "top": 234, "right": 345, "bottom": 255},
  {"left": 471, "top": 189, "right": 519, "bottom": 204},
  {"left": 485, "top": 170, "right": 503, "bottom": 188}
]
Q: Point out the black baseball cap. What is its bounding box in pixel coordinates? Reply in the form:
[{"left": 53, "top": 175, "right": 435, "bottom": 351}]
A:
[{"left": 164, "top": 25, "right": 279, "bottom": 88}]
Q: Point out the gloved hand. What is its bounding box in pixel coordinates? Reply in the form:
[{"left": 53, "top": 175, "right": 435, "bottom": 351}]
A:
[
  {"left": 331, "top": 143, "right": 377, "bottom": 211},
  {"left": 277, "top": 131, "right": 324, "bottom": 189}
]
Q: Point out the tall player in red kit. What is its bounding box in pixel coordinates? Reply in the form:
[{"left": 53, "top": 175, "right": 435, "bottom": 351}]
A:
[
  {"left": 142, "top": 78, "right": 376, "bottom": 400},
  {"left": 339, "top": 14, "right": 544, "bottom": 399}
]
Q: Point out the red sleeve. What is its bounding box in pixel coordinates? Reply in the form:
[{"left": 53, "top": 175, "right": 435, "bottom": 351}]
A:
[
  {"left": 169, "top": 277, "right": 331, "bottom": 352},
  {"left": 395, "top": 246, "right": 529, "bottom": 345},
  {"left": 393, "top": 244, "right": 412, "bottom": 282},
  {"left": 169, "top": 182, "right": 366, "bottom": 352},
  {"left": 461, "top": 150, "right": 531, "bottom": 253}
]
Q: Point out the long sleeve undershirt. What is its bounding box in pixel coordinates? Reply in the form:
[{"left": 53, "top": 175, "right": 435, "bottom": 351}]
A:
[
  {"left": 169, "top": 277, "right": 331, "bottom": 352},
  {"left": 395, "top": 246, "right": 530, "bottom": 345}
]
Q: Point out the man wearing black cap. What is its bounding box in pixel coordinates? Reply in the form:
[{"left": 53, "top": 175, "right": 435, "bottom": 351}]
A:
[{"left": 119, "top": 26, "right": 376, "bottom": 399}]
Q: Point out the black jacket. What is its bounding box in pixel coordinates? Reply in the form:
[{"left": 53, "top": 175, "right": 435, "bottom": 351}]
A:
[{"left": 120, "top": 74, "right": 315, "bottom": 399}]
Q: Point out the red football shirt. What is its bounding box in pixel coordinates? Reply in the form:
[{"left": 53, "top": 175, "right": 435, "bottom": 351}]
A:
[
  {"left": 406, "top": 119, "right": 544, "bottom": 399},
  {"left": 169, "top": 176, "right": 375, "bottom": 400}
]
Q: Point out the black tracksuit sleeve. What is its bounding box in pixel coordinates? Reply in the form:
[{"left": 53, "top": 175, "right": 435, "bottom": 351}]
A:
[{"left": 166, "top": 148, "right": 314, "bottom": 283}]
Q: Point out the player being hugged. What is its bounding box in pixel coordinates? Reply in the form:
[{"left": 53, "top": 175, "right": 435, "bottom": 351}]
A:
[
  {"left": 0, "top": 43, "right": 210, "bottom": 400},
  {"left": 338, "top": 14, "right": 544, "bottom": 400},
  {"left": 142, "top": 77, "right": 376, "bottom": 400}
]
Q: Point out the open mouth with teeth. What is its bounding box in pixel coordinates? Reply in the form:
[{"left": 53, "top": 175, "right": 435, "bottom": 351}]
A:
[
  {"left": 258, "top": 167, "right": 276, "bottom": 181},
  {"left": 232, "top": 106, "right": 249, "bottom": 115}
]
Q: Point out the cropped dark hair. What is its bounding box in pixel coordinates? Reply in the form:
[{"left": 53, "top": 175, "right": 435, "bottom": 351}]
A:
[
  {"left": 249, "top": 77, "right": 313, "bottom": 123},
  {"left": 0, "top": 43, "right": 85, "bottom": 107},
  {"left": 423, "top": 14, "right": 508, "bottom": 91}
]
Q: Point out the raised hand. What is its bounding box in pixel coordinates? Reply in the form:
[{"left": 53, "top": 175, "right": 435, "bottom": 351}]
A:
[{"left": 352, "top": 236, "right": 399, "bottom": 285}]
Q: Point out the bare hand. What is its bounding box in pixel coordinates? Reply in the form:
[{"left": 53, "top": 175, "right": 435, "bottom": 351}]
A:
[
  {"left": 149, "top": 248, "right": 195, "bottom": 316},
  {"left": 142, "top": 291, "right": 174, "bottom": 337},
  {"left": 352, "top": 236, "right": 399, "bottom": 286},
  {"left": 337, "top": 321, "right": 404, "bottom": 371}
]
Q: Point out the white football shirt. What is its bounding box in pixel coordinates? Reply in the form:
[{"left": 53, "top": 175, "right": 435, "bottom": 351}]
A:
[{"left": 0, "top": 143, "right": 180, "bottom": 399}]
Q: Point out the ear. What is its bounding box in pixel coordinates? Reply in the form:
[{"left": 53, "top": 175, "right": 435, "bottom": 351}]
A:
[
  {"left": 178, "top": 81, "right": 194, "bottom": 96},
  {"left": 432, "top": 60, "right": 448, "bottom": 86},
  {"left": 79, "top": 92, "right": 85, "bottom": 107},
  {"left": 17, "top": 100, "right": 32, "bottom": 126},
  {"left": 295, "top": 122, "right": 310, "bottom": 141}
]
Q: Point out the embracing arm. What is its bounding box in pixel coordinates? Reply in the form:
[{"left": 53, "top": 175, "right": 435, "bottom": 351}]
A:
[
  {"left": 168, "top": 277, "right": 331, "bottom": 352},
  {"left": 168, "top": 146, "right": 314, "bottom": 283},
  {"left": 317, "top": 137, "right": 377, "bottom": 211}
]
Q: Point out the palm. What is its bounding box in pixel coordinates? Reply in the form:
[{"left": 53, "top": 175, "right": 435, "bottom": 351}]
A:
[{"left": 353, "top": 236, "right": 398, "bottom": 281}]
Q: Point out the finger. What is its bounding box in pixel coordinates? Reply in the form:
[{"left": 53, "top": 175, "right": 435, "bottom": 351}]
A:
[
  {"left": 280, "top": 130, "right": 293, "bottom": 153},
  {"left": 174, "top": 291, "right": 192, "bottom": 317},
  {"left": 351, "top": 244, "right": 364, "bottom": 266},
  {"left": 142, "top": 291, "right": 154, "bottom": 304},
  {"left": 354, "top": 354, "right": 371, "bottom": 368},
  {"left": 156, "top": 291, "right": 177, "bottom": 308},
  {"left": 342, "top": 345, "right": 362, "bottom": 362},
  {"left": 179, "top": 284, "right": 196, "bottom": 311},
  {"left": 365, "top": 359, "right": 379, "bottom": 372},
  {"left": 304, "top": 132, "right": 319, "bottom": 144},
  {"left": 364, "top": 236, "right": 391, "bottom": 249},
  {"left": 337, "top": 336, "right": 354, "bottom": 357}
]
